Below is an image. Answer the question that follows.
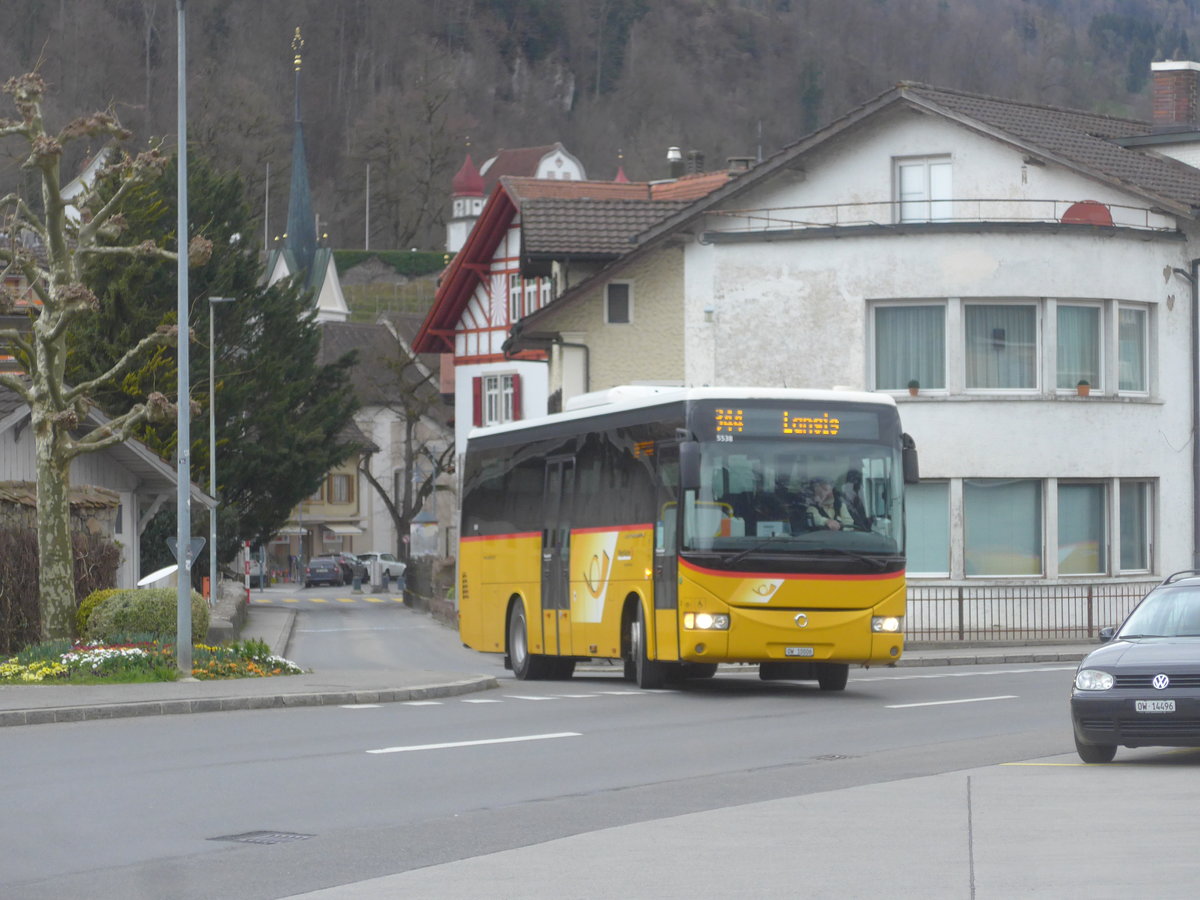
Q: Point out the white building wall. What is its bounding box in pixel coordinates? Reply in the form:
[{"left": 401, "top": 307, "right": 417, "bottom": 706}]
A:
[{"left": 453, "top": 359, "right": 549, "bottom": 457}]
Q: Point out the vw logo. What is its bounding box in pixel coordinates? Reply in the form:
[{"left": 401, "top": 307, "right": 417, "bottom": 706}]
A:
[
  {"left": 794, "top": 613, "right": 808, "bottom": 628},
  {"left": 1152, "top": 673, "right": 1170, "bottom": 690}
]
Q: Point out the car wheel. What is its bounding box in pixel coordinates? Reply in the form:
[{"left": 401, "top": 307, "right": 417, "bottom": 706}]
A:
[{"left": 1074, "top": 734, "right": 1117, "bottom": 764}]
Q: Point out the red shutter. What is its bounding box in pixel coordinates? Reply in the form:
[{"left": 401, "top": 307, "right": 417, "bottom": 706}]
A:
[
  {"left": 472, "top": 376, "right": 483, "bottom": 426},
  {"left": 511, "top": 373, "right": 522, "bottom": 420}
]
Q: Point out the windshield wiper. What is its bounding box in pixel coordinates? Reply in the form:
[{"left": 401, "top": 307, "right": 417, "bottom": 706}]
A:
[
  {"left": 726, "top": 535, "right": 790, "bottom": 566},
  {"left": 812, "top": 546, "right": 891, "bottom": 570}
]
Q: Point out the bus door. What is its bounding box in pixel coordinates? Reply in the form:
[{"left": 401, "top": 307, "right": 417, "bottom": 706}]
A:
[
  {"left": 542, "top": 457, "right": 574, "bottom": 656},
  {"left": 653, "top": 445, "right": 680, "bottom": 659}
]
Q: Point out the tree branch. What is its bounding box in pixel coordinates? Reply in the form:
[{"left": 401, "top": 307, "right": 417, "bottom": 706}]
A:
[{"left": 63, "top": 326, "right": 177, "bottom": 403}]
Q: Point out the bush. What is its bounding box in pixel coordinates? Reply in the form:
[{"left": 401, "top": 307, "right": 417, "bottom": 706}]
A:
[
  {"left": 76, "top": 588, "right": 122, "bottom": 638},
  {"left": 85, "top": 587, "right": 209, "bottom": 644}
]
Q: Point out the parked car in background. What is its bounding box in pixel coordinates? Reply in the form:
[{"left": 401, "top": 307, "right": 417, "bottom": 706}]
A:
[
  {"left": 304, "top": 557, "right": 344, "bottom": 588},
  {"left": 357, "top": 551, "right": 406, "bottom": 581},
  {"left": 247, "top": 559, "right": 266, "bottom": 589},
  {"left": 1071, "top": 570, "right": 1200, "bottom": 763},
  {"left": 332, "top": 552, "right": 368, "bottom": 583}
]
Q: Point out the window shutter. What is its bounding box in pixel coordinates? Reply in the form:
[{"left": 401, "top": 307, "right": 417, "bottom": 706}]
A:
[
  {"left": 472, "top": 376, "right": 483, "bottom": 426},
  {"left": 511, "top": 373, "right": 522, "bottom": 420}
]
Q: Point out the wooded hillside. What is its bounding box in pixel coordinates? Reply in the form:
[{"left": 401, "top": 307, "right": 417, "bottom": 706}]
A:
[{"left": 3, "top": 0, "right": 1196, "bottom": 252}]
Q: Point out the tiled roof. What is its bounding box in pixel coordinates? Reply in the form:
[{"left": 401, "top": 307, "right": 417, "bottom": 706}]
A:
[
  {"left": 0, "top": 382, "right": 27, "bottom": 421},
  {"left": 503, "top": 176, "right": 656, "bottom": 202},
  {"left": 521, "top": 197, "right": 691, "bottom": 256},
  {"left": 650, "top": 171, "right": 734, "bottom": 200},
  {"left": 902, "top": 83, "right": 1200, "bottom": 210}
]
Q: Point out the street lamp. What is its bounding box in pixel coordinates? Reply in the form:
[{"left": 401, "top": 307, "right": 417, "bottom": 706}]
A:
[{"left": 208, "top": 295, "right": 237, "bottom": 607}]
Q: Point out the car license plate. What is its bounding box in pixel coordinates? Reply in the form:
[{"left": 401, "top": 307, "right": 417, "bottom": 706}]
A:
[
  {"left": 784, "top": 647, "right": 814, "bottom": 657},
  {"left": 1135, "top": 700, "right": 1175, "bottom": 713}
]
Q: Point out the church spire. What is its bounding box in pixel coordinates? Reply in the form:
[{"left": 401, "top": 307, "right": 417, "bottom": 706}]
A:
[{"left": 285, "top": 26, "right": 317, "bottom": 276}]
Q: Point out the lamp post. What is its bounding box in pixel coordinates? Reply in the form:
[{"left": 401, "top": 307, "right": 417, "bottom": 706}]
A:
[{"left": 208, "top": 296, "right": 236, "bottom": 607}]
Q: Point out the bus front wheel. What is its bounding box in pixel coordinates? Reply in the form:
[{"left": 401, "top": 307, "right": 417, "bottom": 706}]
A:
[
  {"left": 816, "top": 662, "right": 849, "bottom": 691},
  {"left": 631, "top": 604, "right": 668, "bottom": 689},
  {"left": 508, "top": 604, "right": 551, "bottom": 680}
]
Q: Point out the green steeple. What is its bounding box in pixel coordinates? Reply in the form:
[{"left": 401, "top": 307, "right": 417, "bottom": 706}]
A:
[{"left": 285, "top": 27, "right": 317, "bottom": 277}]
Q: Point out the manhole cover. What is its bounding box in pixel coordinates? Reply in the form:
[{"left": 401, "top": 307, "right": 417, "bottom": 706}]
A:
[
  {"left": 209, "top": 831, "right": 314, "bottom": 845},
  {"left": 813, "top": 754, "right": 853, "bottom": 761}
]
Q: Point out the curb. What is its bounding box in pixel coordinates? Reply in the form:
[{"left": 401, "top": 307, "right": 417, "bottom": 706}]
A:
[{"left": 0, "top": 675, "right": 499, "bottom": 728}]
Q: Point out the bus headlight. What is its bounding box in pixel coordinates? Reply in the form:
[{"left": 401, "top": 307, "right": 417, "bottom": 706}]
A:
[
  {"left": 871, "top": 616, "right": 903, "bottom": 633},
  {"left": 684, "top": 612, "right": 730, "bottom": 630}
]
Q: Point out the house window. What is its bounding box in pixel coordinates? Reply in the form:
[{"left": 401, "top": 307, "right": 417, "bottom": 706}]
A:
[
  {"left": 1119, "top": 480, "right": 1152, "bottom": 571},
  {"left": 540, "top": 278, "right": 552, "bottom": 308},
  {"left": 473, "top": 373, "right": 523, "bottom": 426},
  {"left": 905, "top": 482, "right": 950, "bottom": 576},
  {"left": 1056, "top": 305, "right": 1101, "bottom": 391},
  {"left": 896, "top": 157, "right": 952, "bottom": 223},
  {"left": 508, "top": 274, "right": 521, "bottom": 321},
  {"left": 1058, "top": 482, "right": 1106, "bottom": 575},
  {"left": 606, "top": 283, "right": 631, "bottom": 324},
  {"left": 964, "top": 478, "right": 1042, "bottom": 576},
  {"left": 310, "top": 483, "right": 325, "bottom": 502},
  {"left": 1118, "top": 306, "right": 1148, "bottom": 393},
  {"left": 329, "top": 473, "right": 354, "bottom": 504},
  {"left": 525, "top": 279, "right": 537, "bottom": 315},
  {"left": 965, "top": 304, "right": 1037, "bottom": 390},
  {"left": 874, "top": 304, "right": 945, "bottom": 390}
]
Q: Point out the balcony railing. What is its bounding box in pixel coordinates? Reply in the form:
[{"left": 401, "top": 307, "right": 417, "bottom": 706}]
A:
[
  {"left": 906, "top": 580, "right": 1157, "bottom": 644},
  {"left": 705, "top": 198, "right": 1176, "bottom": 236}
]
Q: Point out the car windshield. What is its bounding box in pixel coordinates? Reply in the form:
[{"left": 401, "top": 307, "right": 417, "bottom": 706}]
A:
[{"left": 1119, "top": 586, "right": 1200, "bottom": 638}]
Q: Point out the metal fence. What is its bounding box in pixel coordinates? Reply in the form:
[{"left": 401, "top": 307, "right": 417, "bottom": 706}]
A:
[{"left": 906, "top": 581, "right": 1158, "bottom": 643}]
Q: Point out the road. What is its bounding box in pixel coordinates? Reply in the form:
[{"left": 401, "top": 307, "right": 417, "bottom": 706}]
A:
[{"left": 0, "top": 591, "right": 1191, "bottom": 899}]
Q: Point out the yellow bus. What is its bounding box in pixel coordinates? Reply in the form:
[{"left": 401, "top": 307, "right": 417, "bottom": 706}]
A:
[{"left": 458, "top": 386, "right": 918, "bottom": 690}]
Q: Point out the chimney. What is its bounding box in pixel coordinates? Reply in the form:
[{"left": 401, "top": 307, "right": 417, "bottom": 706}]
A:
[
  {"left": 686, "top": 149, "right": 705, "bottom": 175},
  {"left": 726, "top": 156, "right": 755, "bottom": 173},
  {"left": 666, "top": 146, "right": 684, "bottom": 178},
  {"left": 1152, "top": 60, "right": 1200, "bottom": 131}
]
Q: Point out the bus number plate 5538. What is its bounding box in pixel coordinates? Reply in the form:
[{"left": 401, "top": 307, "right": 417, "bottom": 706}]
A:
[{"left": 784, "top": 647, "right": 815, "bottom": 657}]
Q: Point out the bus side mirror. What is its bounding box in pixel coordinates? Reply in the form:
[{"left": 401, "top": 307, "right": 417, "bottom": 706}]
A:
[
  {"left": 902, "top": 433, "right": 920, "bottom": 484},
  {"left": 680, "top": 441, "right": 700, "bottom": 491}
]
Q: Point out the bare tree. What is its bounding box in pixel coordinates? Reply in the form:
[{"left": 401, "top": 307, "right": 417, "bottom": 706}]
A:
[{"left": 0, "top": 72, "right": 209, "bottom": 639}]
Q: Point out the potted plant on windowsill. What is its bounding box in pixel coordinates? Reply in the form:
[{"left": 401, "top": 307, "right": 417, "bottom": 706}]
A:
[
  {"left": 907, "top": 379, "right": 920, "bottom": 397},
  {"left": 1076, "top": 379, "right": 1090, "bottom": 397}
]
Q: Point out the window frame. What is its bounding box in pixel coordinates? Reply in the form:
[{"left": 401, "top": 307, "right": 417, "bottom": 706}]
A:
[
  {"left": 1117, "top": 304, "right": 1149, "bottom": 395},
  {"left": 606, "top": 282, "right": 632, "bottom": 325},
  {"left": 508, "top": 273, "right": 522, "bottom": 322},
  {"left": 328, "top": 472, "right": 354, "bottom": 505},
  {"left": 894, "top": 155, "right": 953, "bottom": 223},
  {"left": 1055, "top": 301, "right": 1104, "bottom": 394}
]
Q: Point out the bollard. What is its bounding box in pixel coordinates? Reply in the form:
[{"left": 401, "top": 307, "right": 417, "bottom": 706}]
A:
[
  {"left": 382, "top": 572, "right": 390, "bottom": 592},
  {"left": 352, "top": 572, "right": 362, "bottom": 593}
]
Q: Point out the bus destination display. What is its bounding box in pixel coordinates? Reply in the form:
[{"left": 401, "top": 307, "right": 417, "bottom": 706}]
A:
[{"left": 707, "top": 405, "right": 881, "bottom": 441}]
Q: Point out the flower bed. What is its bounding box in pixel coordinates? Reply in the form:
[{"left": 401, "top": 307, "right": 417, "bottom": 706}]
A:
[{"left": 0, "top": 638, "right": 304, "bottom": 683}]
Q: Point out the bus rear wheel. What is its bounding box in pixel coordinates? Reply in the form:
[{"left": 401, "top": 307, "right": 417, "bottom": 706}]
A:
[
  {"left": 631, "top": 604, "right": 668, "bottom": 689},
  {"left": 508, "top": 604, "right": 551, "bottom": 680},
  {"left": 816, "top": 662, "right": 849, "bottom": 691}
]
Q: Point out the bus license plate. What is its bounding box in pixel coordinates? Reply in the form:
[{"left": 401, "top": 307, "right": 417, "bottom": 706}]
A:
[
  {"left": 1135, "top": 700, "right": 1175, "bottom": 713},
  {"left": 784, "top": 647, "right": 815, "bottom": 658}
]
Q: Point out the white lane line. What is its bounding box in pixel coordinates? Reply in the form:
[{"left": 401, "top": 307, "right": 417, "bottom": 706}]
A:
[
  {"left": 886, "top": 695, "right": 1018, "bottom": 709},
  {"left": 504, "top": 694, "right": 558, "bottom": 701},
  {"left": 460, "top": 698, "right": 503, "bottom": 704},
  {"left": 340, "top": 704, "right": 381, "bottom": 709},
  {"left": 403, "top": 701, "right": 443, "bottom": 706},
  {"left": 367, "top": 732, "right": 581, "bottom": 754},
  {"left": 559, "top": 694, "right": 599, "bottom": 698},
  {"left": 858, "top": 665, "right": 1076, "bottom": 682}
]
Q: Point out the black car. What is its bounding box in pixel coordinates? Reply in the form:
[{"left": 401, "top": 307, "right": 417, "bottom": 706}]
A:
[
  {"left": 1071, "top": 570, "right": 1200, "bottom": 763},
  {"left": 332, "top": 552, "right": 367, "bottom": 583},
  {"left": 304, "top": 557, "right": 344, "bottom": 588}
]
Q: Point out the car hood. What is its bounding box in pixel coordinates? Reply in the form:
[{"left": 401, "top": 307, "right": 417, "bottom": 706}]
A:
[{"left": 1083, "top": 638, "right": 1200, "bottom": 668}]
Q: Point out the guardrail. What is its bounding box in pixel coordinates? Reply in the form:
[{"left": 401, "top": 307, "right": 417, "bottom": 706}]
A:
[{"left": 906, "top": 581, "right": 1157, "bottom": 642}]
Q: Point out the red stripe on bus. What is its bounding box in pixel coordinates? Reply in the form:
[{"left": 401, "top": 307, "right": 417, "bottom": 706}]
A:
[{"left": 680, "top": 558, "right": 903, "bottom": 582}]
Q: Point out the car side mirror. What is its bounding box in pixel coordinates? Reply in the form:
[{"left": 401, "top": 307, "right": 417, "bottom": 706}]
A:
[{"left": 1098, "top": 626, "right": 1116, "bottom": 643}]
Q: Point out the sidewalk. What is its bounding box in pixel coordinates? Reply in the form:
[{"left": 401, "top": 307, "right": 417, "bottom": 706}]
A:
[{"left": 0, "top": 599, "right": 1094, "bottom": 728}]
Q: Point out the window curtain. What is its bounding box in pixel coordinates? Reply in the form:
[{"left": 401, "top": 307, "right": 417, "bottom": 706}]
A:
[
  {"left": 875, "top": 305, "right": 945, "bottom": 389},
  {"left": 964, "top": 479, "right": 1042, "bottom": 575},
  {"left": 1058, "top": 483, "right": 1106, "bottom": 575},
  {"left": 1118, "top": 307, "right": 1147, "bottom": 392},
  {"left": 905, "top": 482, "right": 950, "bottom": 575},
  {"left": 965, "top": 305, "right": 1036, "bottom": 389},
  {"left": 1056, "top": 306, "right": 1100, "bottom": 389}
]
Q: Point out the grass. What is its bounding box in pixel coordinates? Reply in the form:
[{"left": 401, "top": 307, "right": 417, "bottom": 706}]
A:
[{"left": 0, "top": 637, "right": 305, "bottom": 684}]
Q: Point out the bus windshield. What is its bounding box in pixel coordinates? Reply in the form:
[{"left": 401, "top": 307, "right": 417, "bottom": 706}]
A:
[{"left": 681, "top": 438, "right": 903, "bottom": 556}]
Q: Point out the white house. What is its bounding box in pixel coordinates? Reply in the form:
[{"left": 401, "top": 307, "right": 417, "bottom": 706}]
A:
[{"left": 506, "top": 64, "right": 1200, "bottom": 623}]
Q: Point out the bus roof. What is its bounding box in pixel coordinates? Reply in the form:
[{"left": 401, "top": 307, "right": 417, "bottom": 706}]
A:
[{"left": 467, "top": 385, "right": 897, "bottom": 443}]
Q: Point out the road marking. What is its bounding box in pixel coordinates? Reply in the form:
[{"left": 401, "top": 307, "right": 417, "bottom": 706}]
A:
[
  {"left": 857, "top": 666, "right": 1076, "bottom": 682},
  {"left": 460, "top": 698, "right": 503, "bottom": 703},
  {"left": 340, "top": 704, "right": 381, "bottom": 709},
  {"left": 310, "top": 598, "right": 327, "bottom": 603},
  {"left": 505, "top": 694, "right": 558, "bottom": 701},
  {"left": 559, "top": 694, "right": 599, "bottom": 698},
  {"left": 365, "top": 597, "right": 383, "bottom": 603},
  {"left": 368, "top": 732, "right": 581, "bottom": 754},
  {"left": 403, "top": 701, "right": 443, "bottom": 706},
  {"left": 887, "top": 695, "right": 1018, "bottom": 709},
  {"left": 337, "top": 598, "right": 355, "bottom": 603},
  {"left": 598, "top": 690, "right": 649, "bottom": 695}
]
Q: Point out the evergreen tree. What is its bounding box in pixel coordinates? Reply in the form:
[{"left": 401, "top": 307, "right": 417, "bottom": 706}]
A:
[{"left": 67, "top": 154, "right": 360, "bottom": 576}]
